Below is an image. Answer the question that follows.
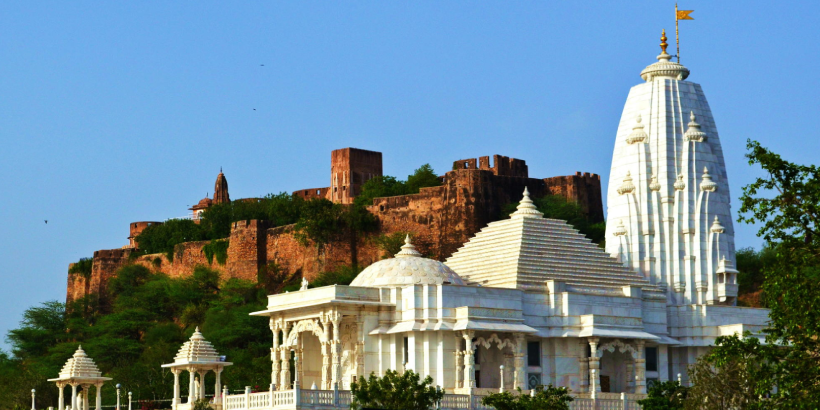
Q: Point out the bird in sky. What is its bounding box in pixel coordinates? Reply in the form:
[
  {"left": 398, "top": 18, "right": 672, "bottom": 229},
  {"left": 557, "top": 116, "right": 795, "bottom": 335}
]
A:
[
  {"left": 260, "top": 64, "right": 265, "bottom": 66},
  {"left": 253, "top": 108, "right": 257, "bottom": 111},
  {"left": 44, "top": 220, "right": 48, "bottom": 224}
]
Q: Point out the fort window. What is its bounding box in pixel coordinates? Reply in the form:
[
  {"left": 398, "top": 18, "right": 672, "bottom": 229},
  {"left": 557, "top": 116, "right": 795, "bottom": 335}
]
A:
[
  {"left": 342, "top": 186, "right": 346, "bottom": 191},
  {"left": 316, "top": 190, "right": 320, "bottom": 195},
  {"left": 379, "top": 205, "right": 385, "bottom": 212},
  {"left": 464, "top": 162, "right": 470, "bottom": 168}
]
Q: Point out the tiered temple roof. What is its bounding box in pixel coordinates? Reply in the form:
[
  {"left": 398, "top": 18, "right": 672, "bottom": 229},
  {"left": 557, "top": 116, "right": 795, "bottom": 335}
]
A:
[{"left": 446, "top": 189, "right": 661, "bottom": 294}]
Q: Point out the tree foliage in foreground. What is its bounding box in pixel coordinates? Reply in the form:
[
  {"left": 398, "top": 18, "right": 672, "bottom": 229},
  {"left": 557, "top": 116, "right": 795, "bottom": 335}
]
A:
[
  {"left": 350, "top": 369, "right": 444, "bottom": 410},
  {"left": 702, "top": 140, "right": 820, "bottom": 408},
  {"left": 0, "top": 261, "right": 360, "bottom": 410},
  {"left": 637, "top": 380, "right": 688, "bottom": 410},
  {"left": 481, "top": 385, "right": 573, "bottom": 410},
  {"left": 684, "top": 335, "right": 769, "bottom": 409}
]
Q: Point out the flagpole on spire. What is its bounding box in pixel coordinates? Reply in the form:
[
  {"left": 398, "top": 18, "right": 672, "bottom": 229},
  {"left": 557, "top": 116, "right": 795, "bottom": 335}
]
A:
[
  {"left": 674, "top": 4, "right": 694, "bottom": 64},
  {"left": 675, "top": 3, "right": 680, "bottom": 63}
]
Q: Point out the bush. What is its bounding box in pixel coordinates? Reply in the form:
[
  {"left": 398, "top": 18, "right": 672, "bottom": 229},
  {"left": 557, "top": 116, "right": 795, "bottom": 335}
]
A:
[
  {"left": 371, "top": 232, "right": 409, "bottom": 258},
  {"left": 134, "top": 218, "right": 206, "bottom": 260},
  {"left": 202, "top": 239, "right": 230, "bottom": 265},
  {"left": 68, "top": 257, "right": 94, "bottom": 279},
  {"left": 351, "top": 369, "right": 444, "bottom": 410},
  {"left": 309, "top": 265, "right": 363, "bottom": 288},
  {"left": 481, "top": 385, "right": 573, "bottom": 410},
  {"left": 637, "top": 380, "right": 688, "bottom": 410}
]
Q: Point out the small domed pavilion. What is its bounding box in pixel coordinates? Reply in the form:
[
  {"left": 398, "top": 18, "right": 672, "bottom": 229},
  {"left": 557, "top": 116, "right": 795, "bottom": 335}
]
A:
[
  {"left": 162, "top": 327, "right": 232, "bottom": 410},
  {"left": 47, "top": 346, "right": 111, "bottom": 410}
]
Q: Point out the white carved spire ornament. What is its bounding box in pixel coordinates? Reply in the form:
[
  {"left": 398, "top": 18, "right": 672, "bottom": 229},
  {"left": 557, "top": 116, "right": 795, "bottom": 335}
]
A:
[
  {"left": 511, "top": 187, "right": 544, "bottom": 219},
  {"left": 614, "top": 219, "right": 627, "bottom": 237},
  {"left": 649, "top": 175, "right": 661, "bottom": 192},
  {"left": 684, "top": 112, "right": 707, "bottom": 142},
  {"left": 710, "top": 216, "right": 725, "bottom": 234},
  {"left": 395, "top": 235, "right": 422, "bottom": 258},
  {"left": 674, "top": 174, "right": 686, "bottom": 191},
  {"left": 617, "top": 171, "right": 635, "bottom": 195},
  {"left": 700, "top": 167, "right": 717, "bottom": 192},
  {"left": 626, "top": 115, "right": 648, "bottom": 144}
]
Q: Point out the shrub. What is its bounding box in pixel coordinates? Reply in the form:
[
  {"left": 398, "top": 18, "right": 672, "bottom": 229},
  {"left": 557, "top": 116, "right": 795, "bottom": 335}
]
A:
[
  {"left": 202, "top": 239, "right": 230, "bottom": 265},
  {"left": 68, "top": 257, "right": 94, "bottom": 279},
  {"left": 351, "top": 369, "right": 444, "bottom": 410},
  {"left": 481, "top": 385, "right": 573, "bottom": 410}
]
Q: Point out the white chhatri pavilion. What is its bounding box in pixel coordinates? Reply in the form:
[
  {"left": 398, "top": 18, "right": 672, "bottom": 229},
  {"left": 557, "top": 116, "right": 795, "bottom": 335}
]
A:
[
  {"left": 48, "top": 346, "right": 112, "bottom": 410},
  {"left": 162, "top": 327, "right": 232, "bottom": 410}
]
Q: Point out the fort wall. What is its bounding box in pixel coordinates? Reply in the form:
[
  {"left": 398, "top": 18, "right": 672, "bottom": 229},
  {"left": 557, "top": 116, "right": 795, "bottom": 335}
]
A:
[{"left": 66, "top": 151, "right": 603, "bottom": 307}]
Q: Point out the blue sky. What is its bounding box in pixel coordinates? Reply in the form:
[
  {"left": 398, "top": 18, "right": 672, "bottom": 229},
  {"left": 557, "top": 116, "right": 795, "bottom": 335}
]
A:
[{"left": 1, "top": 1, "right": 817, "bottom": 348}]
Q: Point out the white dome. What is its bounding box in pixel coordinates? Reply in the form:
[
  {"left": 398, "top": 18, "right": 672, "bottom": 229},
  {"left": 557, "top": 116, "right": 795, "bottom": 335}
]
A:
[{"left": 350, "top": 236, "right": 465, "bottom": 287}]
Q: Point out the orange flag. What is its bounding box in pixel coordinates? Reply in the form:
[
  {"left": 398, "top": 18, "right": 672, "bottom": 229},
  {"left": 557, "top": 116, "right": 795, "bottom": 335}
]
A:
[{"left": 676, "top": 10, "right": 694, "bottom": 20}]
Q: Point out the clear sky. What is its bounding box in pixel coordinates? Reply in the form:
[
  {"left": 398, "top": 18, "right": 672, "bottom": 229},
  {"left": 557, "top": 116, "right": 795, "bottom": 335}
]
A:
[{"left": 1, "top": 1, "right": 817, "bottom": 348}]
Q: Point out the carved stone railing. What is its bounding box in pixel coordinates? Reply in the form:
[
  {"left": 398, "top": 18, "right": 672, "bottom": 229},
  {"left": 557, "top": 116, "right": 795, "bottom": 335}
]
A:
[{"left": 221, "top": 388, "right": 645, "bottom": 409}]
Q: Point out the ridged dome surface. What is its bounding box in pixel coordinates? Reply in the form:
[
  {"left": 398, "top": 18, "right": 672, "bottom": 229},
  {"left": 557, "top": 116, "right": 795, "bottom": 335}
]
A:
[
  {"left": 59, "top": 346, "right": 103, "bottom": 378},
  {"left": 350, "top": 236, "right": 465, "bottom": 287},
  {"left": 172, "top": 327, "right": 222, "bottom": 363}
]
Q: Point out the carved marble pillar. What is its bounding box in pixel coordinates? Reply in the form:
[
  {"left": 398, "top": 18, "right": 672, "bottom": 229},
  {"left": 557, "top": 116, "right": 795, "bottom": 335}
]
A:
[
  {"left": 635, "top": 340, "right": 647, "bottom": 394},
  {"left": 214, "top": 368, "right": 223, "bottom": 405},
  {"left": 57, "top": 382, "right": 66, "bottom": 410},
  {"left": 355, "top": 317, "right": 365, "bottom": 380},
  {"left": 279, "top": 322, "right": 291, "bottom": 390},
  {"left": 626, "top": 361, "right": 635, "bottom": 392},
  {"left": 588, "top": 338, "right": 601, "bottom": 393},
  {"left": 330, "top": 313, "right": 342, "bottom": 388},
  {"left": 70, "top": 384, "right": 78, "bottom": 410},
  {"left": 321, "top": 315, "right": 331, "bottom": 389},
  {"left": 198, "top": 371, "right": 207, "bottom": 400},
  {"left": 513, "top": 333, "right": 526, "bottom": 390},
  {"left": 270, "top": 318, "right": 280, "bottom": 388},
  {"left": 171, "top": 368, "right": 181, "bottom": 409},
  {"left": 461, "top": 331, "right": 475, "bottom": 389},
  {"left": 454, "top": 336, "right": 464, "bottom": 389},
  {"left": 578, "top": 340, "right": 589, "bottom": 392},
  {"left": 187, "top": 369, "right": 197, "bottom": 403},
  {"left": 82, "top": 385, "right": 89, "bottom": 410},
  {"left": 94, "top": 384, "right": 102, "bottom": 410}
]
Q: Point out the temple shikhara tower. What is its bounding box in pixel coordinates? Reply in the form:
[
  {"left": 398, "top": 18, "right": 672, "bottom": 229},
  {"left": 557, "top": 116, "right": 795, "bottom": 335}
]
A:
[{"left": 605, "top": 32, "right": 768, "bottom": 380}]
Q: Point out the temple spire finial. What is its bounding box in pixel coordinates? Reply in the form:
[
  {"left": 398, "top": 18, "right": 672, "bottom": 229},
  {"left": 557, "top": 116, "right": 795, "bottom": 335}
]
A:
[
  {"left": 660, "top": 29, "right": 669, "bottom": 54},
  {"left": 511, "top": 187, "right": 543, "bottom": 219}
]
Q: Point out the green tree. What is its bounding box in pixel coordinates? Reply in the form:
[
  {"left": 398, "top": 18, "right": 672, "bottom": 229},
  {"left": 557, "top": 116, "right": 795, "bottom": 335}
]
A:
[
  {"left": 308, "top": 265, "right": 363, "bottom": 288},
  {"left": 355, "top": 175, "right": 408, "bottom": 208},
  {"left": 371, "top": 232, "right": 409, "bottom": 258},
  {"left": 355, "top": 164, "right": 441, "bottom": 208},
  {"left": 638, "top": 380, "right": 688, "bottom": 410},
  {"left": 705, "top": 140, "right": 820, "bottom": 408},
  {"left": 481, "top": 385, "right": 573, "bottom": 410},
  {"left": 735, "top": 247, "right": 777, "bottom": 307},
  {"left": 350, "top": 369, "right": 445, "bottom": 410},
  {"left": 406, "top": 163, "right": 441, "bottom": 193},
  {"left": 684, "top": 340, "right": 764, "bottom": 409},
  {"left": 134, "top": 219, "right": 206, "bottom": 260}
]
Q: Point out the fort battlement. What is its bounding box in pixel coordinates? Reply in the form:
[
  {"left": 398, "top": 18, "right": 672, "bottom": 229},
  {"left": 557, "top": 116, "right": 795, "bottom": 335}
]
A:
[
  {"left": 67, "top": 148, "right": 603, "bottom": 309},
  {"left": 452, "top": 155, "right": 528, "bottom": 178}
]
